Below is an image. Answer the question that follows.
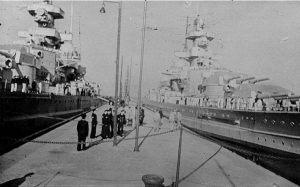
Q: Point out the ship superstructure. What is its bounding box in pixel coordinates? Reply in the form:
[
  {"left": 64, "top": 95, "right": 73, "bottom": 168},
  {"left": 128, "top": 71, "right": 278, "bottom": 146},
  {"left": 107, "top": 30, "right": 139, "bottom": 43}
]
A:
[
  {"left": 149, "top": 15, "right": 295, "bottom": 111},
  {"left": 0, "top": 1, "right": 104, "bottom": 153},
  {"left": 0, "top": 0, "right": 100, "bottom": 95}
]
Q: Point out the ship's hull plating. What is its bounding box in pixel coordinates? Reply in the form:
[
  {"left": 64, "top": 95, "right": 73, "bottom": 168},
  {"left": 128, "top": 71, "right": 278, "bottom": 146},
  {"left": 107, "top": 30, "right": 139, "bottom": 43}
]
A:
[
  {"left": 144, "top": 100, "right": 300, "bottom": 156},
  {"left": 0, "top": 92, "right": 105, "bottom": 153}
]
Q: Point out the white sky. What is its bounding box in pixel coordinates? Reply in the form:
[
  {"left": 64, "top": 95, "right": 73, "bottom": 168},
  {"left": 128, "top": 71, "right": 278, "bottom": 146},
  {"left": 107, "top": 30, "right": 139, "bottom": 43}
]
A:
[{"left": 1, "top": 1, "right": 300, "bottom": 96}]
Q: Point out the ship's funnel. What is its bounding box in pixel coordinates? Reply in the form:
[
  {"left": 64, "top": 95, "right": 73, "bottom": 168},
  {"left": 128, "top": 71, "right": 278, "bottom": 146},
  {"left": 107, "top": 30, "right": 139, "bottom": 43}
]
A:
[
  {"left": 249, "top": 78, "right": 269, "bottom": 84},
  {"left": 236, "top": 76, "right": 255, "bottom": 84}
]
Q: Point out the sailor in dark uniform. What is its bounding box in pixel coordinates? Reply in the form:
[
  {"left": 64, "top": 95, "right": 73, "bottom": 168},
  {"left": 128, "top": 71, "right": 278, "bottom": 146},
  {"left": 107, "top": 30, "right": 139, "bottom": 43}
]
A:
[
  {"left": 107, "top": 108, "right": 114, "bottom": 138},
  {"left": 31, "top": 80, "right": 37, "bottom": 93},
  {"left": 77, "top": 113, "right": 89, "bottom": 151},
  {"left": 90, "top": 109, "right": 97, "bottom": 139},
  {"left": 117, "top": 110, "right": 126, "bottom": 136},
  {"left": 101, "top": 110, "right": 109, "bottom": 139},
  {"left": 140, "top": 107, "right": 145, "bottom": 126}
]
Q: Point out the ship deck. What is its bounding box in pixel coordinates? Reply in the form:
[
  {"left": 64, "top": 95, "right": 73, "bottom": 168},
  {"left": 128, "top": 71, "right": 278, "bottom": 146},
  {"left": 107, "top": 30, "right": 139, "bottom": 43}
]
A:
[{"left": 0, "top": 105, "right": 296, "bottom": 186}]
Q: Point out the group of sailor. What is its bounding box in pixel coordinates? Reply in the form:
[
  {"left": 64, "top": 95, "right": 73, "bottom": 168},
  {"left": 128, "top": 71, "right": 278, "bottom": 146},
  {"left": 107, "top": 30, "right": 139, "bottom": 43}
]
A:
[
  {"left": 10, "top": 76, "right": 30, "bottom": 93},
  {"left": 159, "top": 95, "right": 300, "bottom": 112},
  {"left": 101, "top": 108, "right": 127, "bottom": 139}
]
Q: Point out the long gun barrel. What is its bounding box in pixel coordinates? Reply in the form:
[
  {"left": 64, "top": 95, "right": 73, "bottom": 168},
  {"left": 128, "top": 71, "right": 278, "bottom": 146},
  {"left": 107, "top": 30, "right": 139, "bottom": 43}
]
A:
[
  {"left": 225, "top": 76, "right": 241, "bottom": 82},
  {"left": 237, "top": 76, "right": 255, "bottom": 84},
  {"left": 273, "top": 95, "right": 300, "bottom": 101},
  {"left": 249, "top": 78, "right": 270, "bottom": 84},
  {"left": 0, "top": 50, "right": 14, "bottom": 58},
  {"left": 257, "top": 93, "right": 288, "bottom": 99}
]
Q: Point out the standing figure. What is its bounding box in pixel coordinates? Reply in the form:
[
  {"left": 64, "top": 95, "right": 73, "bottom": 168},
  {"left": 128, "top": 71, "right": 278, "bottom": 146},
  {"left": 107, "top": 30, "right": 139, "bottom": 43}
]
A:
[
  {"left": 153, "top": 110, "right": 161, "bottom": 132},
  {"left": 11, "top": 76, "right": 16, "bottom": 92},
  {"left": 31, "top": 80, "right": 37, "bottom": 93},
  {"left": 139, "top": 106, "right": 145, "bottom": 126},
  {"left": 176, "top": 110, "right": 182, "bottom": 128},
  {"left": 101, "top": 110, "right": 109, "bottom": 139},
  {"left": 107, "top": 108, "right": 113, "bottom": 138},
  {"left": 90, "top": 109, "right": 97, "bottom": 139},
  {"left": 77, "top": 113, "right": 89, "bottom": 151},
  {"left": 169, "top": 109, "right": 176, "bottom": 129},
  {"left": 117, "top": 110, "right": 126, "bottom": 136}
]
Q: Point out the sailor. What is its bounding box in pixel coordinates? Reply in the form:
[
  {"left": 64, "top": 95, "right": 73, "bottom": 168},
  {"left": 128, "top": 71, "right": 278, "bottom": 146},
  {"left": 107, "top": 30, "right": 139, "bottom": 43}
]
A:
[
  {"left": 169, "top": 109, "right": 176, "bottom": 129},
  {"left": 101, "top": 110, "right": 109, "bottom": 139},
  {"left": 107, "top": 108, "right": 113, "bottom": 138},
  {"left": 117, "top": 110, "right": 126, "bottom": 136},
  {"left": 176, "top": 110, "right": 182, "bottom": 129},
  {"left": 158, "top": 108, "right": 163, "bottom": 120},
  {"left": 140, "top": 106, "right": 145, "bottom": 126},
  {"left": 256, "top": 99, "right": 263, "bottom": 111},
  {"left": 77, "top": 113, "right": 89, "bottom": 151},
  {"left": 21, "top": 76, "right": 26, "bottom": 93},
  {"left": 90, "top": 109, "right": 97, "bottom": 139},
  {"left": 38, "top": 81, "right": 42, "bottom": 93},
  {"left": 11, "top": 76, "right": 16, "bottom": 92},
  {"left": 32, "top": 80, "right": 37, "bottom": 93},
  {"left": 153, "top": 110, "right": 161, "bottom": 132}
]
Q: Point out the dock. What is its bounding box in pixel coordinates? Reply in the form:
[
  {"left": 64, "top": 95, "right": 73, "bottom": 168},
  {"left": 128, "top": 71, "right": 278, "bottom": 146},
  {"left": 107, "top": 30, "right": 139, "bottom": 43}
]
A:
[{"left": 0, "top": 105, "right": 297, "bottom": 187}]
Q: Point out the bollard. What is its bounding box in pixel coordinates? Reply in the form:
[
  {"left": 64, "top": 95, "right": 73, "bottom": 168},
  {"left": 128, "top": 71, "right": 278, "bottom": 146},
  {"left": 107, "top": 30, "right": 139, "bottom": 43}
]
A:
[{"left": 142, "top": 174, "right": 164, "bottom": 187}]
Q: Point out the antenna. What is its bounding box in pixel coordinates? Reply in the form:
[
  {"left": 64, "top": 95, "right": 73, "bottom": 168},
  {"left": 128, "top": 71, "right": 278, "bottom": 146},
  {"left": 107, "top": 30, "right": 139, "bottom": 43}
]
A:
[
  {"left": 70, "top": 0, "right": 74, "bottom": 33},
  {"left": 78, "top": 15, "right": 81, "bottom": 56}
]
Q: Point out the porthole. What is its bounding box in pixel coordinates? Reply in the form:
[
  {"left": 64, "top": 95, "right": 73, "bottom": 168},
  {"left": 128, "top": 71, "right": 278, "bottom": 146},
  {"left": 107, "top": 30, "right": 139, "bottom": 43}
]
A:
[
  {"left": 280, "top": 121, "right": 285, "bottom": 125},
  {"left": 250, "top": 117, "right": 254, "bottom": 120},
  {"left": 265, "top": 138, "right": 267, "bottom": 142}
]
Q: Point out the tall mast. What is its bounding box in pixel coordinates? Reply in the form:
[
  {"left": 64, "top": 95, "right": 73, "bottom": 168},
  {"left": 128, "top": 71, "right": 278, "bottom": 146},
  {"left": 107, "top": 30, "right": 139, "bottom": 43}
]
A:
[
  {"left": 128, "top": 57, "right": 132, "bottom": 99},
  {"left": 184, "top": 16, "right": 189, "bottom": 51},
  {"left": 119, "top": 56, "right": 123, "bottom": 101}
]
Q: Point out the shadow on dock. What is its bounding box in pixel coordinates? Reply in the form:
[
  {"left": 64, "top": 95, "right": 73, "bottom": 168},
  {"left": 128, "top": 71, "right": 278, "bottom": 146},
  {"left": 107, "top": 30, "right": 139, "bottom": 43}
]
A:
[{"left": 0, "top": 172, "right": 34, "bottom": 187}]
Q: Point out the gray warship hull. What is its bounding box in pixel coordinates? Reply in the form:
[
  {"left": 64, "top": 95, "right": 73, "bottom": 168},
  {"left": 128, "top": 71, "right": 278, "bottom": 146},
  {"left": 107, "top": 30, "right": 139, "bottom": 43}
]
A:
[
  {"left": 0, "top": 92, "right": 105, "bottom": 153},
  {"left": 143, "top": 99, "right": 300, "bottom": 184}
]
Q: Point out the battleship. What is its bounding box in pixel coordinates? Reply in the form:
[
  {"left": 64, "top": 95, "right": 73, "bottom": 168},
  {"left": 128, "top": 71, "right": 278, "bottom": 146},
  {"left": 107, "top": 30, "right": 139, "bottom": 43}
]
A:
[
  {"left": 144, "top": 15, "right": 300, "bottom": 184},
  {"left": 0, "top": 1, "right": 104, "bottom": 153}
]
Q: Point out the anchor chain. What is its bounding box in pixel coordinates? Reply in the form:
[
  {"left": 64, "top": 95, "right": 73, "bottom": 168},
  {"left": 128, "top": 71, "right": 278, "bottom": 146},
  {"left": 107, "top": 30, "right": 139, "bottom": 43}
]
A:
[{"left": 0, "top": 127, "right": 179, "bottom": 145}]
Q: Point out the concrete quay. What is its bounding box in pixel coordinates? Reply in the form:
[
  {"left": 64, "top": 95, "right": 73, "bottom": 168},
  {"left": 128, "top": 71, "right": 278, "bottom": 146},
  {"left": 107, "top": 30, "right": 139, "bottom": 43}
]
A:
[{"left": 0, "top": 105, "right": 297, "bottom": 187}]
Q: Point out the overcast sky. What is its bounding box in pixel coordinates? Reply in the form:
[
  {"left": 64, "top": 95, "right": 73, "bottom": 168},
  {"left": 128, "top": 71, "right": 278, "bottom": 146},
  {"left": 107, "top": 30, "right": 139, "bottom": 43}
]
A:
[{"left": 1, "top": 1, "right": 300, "bottom": 96}]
